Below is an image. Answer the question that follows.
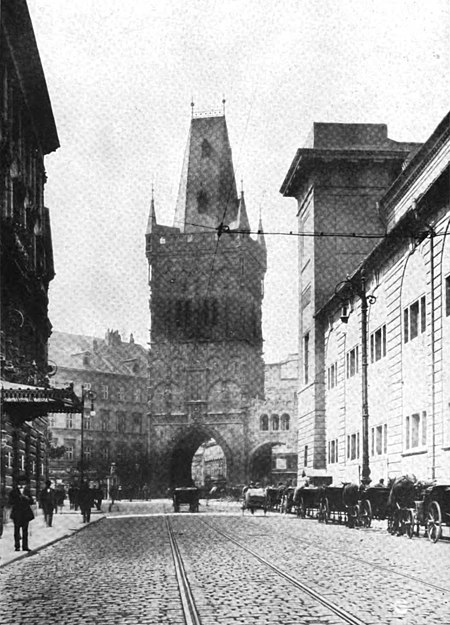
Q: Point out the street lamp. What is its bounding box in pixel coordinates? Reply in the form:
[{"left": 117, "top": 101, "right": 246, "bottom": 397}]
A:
[
  {"left": 79, "top": 385, "right": 96, "bottom": 484},
  {"left": 335, "top": 271, "right": 376, "bottom": 487}
]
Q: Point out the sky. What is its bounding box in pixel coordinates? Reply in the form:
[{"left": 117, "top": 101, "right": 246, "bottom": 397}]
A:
[{"left": 27, "top": 0, "right": 449, "bottom": 363}]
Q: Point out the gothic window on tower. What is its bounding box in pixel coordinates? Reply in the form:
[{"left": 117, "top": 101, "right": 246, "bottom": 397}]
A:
[
  {"left": 197, "top": 188, "right": 209, "bottom": 213},
  {"left": 201, "top": 139, "right": 212, "bottom": 158}
]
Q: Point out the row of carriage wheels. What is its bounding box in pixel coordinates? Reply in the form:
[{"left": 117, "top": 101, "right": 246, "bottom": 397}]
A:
[
  {"left": 311, "top": 497, "right": 372, "bottom": 528},
  {"left": 387, "top": 501, "right": 443, "bottom": 543},
  {"left": 294, "top": 494, "right": 444, "bottom": 542}
]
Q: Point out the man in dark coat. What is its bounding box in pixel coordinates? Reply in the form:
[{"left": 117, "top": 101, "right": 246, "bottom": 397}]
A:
[
  {"left": 39, "top": 479, "right": 56, "bottom": 526},
  {"left": 8, "top": 475, "right": 34, "bottom": 551},
  {"left": 78, "top": 481, "right": 94, "bottom": 523}
]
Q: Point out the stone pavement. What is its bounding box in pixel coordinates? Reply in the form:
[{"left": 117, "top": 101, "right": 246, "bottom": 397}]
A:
[{"left": 0, "top": 503, "right": 105, "bottom": 568}]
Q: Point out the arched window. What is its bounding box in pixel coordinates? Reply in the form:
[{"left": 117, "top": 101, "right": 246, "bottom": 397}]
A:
[
  {"left": 271, "top": 414, "right": 280, "bottom": 431},
  {"left": 281, "top": 413, "right": 290, "bottom": 431},
  {"left": 260, "top": 414, "right": 268, "bottom": 431}
]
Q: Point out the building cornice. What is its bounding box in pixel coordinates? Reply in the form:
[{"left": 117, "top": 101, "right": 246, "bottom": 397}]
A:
[{"left": 280, "top": 148, "right": 413, "bottom": 197}]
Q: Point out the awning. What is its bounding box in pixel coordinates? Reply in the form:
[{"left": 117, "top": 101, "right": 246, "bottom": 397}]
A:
[{"left": 1, "top": 379, "right": 80, "bottom": 422}]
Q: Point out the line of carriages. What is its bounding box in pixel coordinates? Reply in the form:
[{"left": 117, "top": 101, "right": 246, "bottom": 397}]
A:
[{"left": 242, "top": 477, "right": 450, "bottom": 543}]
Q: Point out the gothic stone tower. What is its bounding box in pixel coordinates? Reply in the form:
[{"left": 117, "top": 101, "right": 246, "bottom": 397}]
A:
[{"left": 146, "top": 112, "right": 267, "bottom": 493}]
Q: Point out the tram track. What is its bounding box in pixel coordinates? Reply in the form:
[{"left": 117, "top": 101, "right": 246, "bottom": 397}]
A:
[
  {"left": 165, "top": 516, "right": 202, "bottom": 625},
  {"left": 199, "top": 519, "right": 367, "bottom": 625},
  {"left": 165, "top": 508, "right": 369, "bottom": 625}
]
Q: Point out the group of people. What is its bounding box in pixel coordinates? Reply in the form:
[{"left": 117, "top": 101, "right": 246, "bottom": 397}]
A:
[{"left": 6, "top": 476, "right": 105, "bottom": 552}]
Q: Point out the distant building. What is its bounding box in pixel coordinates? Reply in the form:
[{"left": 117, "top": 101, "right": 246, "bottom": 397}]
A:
[
  {"left": 0, "top": 0, "right": 76, "bottom": 508},
  {"left": 47, "top": 330, "right": 149, "bottom": 490},
  {"left": 281, "top": 121, "right": 422, "bottom": 481},
  {"left": 248, "top": 353, "right": 298, "bottom": 485}
]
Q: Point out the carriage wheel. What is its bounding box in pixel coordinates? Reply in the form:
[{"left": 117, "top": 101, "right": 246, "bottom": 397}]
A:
[
  {"left": 427, "top": 501, "right": 442, "bottom": 543},
  {"left": 404, "top": 509, "right": 414, "bottom": 539},
  {"left": 360, "top": 500, "right": 372, "bottom": 528}
]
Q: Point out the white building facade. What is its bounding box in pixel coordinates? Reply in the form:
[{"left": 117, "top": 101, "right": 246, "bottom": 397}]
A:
[{"left": 319, "top": 113, "right": 450, "bottom": 484}]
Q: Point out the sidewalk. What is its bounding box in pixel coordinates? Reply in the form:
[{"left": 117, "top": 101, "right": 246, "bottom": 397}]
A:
[{"left": 0, "top": 505, "right": 105, "bottom": 568}]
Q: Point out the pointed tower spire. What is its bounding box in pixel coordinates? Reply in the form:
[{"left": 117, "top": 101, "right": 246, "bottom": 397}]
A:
[
  {"left": 257, "top": 213, "right": 266, "bottom": 251},
  {"left": 146, "top": 184, "right": 158, "bottom": 235},
  {"left": 173, "top": 112, "right": 239, "bottom": 233},
  {"left": 230, "top": 183, "right": 251, "bottom": 233}
]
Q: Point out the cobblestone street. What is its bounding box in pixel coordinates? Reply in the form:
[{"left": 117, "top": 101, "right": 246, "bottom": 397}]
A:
[{"left": 0, "top": 501, "right": 448, "bottom": 625}]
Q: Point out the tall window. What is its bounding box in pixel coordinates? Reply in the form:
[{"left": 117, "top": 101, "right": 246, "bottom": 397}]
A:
[
  {"left": 117, "top": 413, "right": 126, "bottom": 433},
  {"left": 118, "top": 388, "right": 125, "bottom": 401},
  {"left": 133, "top": 413, "right": 142, "bottom": 434},
  {"left": 347, "top": 432, "right": 360, "bottom": 460},
  {"left": 370, "top": 325, "right": 387, "bottom": 363},
  {"left": 101, "top": 385, "right": 109, "bottom": 400},
  {"left": 101, "top": 410, "right": 110, "bottom": 432},
  {"left": 370, "top": 424, "right": 387, "bottom": 456},
  {"left": 66, "top": 415, "right": 73, "bottom": 429},
  {"left": 64, "top": 446, "right": 73, "bottom": 461},
  {"left": 405, "top": 411, "right": 427, "bottom": 450},
  {"left": 260, "top": 414, "right": 268, "bottom": 431},
  {"left": 271, "top": 414, "right": 279, "bottom": 431},
  {"left": 327, "top": 362, "right": 338, "bottom": 389},
  {"left": 304, "top": 445, "right": 308, "bottom": 467},
  {"left": 84, "top": 445, "right": 91, "bottom": 461},
  {"left": 303, "top": 332, "right": 310, "bottom": 385},
  {"left": 346, "top": 346, "right": 359, "bottom": 378},
  {"left": 446, "top": 275, "right": 450, "bottom": 316},
  {"left": 281, "top": 414, "right": 290, "bottom": 431},
  {"left": 84, "top": 415, "right": 91, "bottom": 430},
  {"left": 134, "top": 388, "right": 141, "bottom": 403},
  {"left": 328, "top": 438, "right": 338, "bottom": 464},
  {"left": 404, "top": 296, "right": 426, "bottom": 343}
]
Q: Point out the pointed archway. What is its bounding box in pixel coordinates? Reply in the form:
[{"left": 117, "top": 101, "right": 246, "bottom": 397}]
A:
[{"left": 169, "top": 426, "right": 232, "bottom": 489}]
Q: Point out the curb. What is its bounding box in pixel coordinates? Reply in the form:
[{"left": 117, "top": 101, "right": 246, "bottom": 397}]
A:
[{"left": 0, "top": 516, "right": 106, "bottom": 569}]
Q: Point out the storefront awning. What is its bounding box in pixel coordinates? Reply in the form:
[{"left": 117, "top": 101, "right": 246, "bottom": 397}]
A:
[{"left": 0, "top": 379, "right": 80, "bottom": 422}]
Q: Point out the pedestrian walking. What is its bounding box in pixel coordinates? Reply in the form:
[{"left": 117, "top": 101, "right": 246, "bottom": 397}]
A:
[
  {"left": 39, "top": 480, "right": 56, "bottom": 526},
  {"left": 55, "top": 485, "right": 66, "bottom": 513},
  {"left": 78, "top": 481, "right": 94, "bottom": 523},
  {"left": 8, "top": 475, "right": 35, "bottom": 552},
  {"left": 94, "top": 484, "right": 103, "bottom": 511}
]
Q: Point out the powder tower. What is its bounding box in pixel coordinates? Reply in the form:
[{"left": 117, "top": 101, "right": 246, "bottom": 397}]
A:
[{"left": 146, "top": 111, "right": 267, "bottom": 493}]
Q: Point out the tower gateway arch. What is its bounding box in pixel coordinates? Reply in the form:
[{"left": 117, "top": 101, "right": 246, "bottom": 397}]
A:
[{"left": 146, "top": 109, "right": 267, "bottom": 494}]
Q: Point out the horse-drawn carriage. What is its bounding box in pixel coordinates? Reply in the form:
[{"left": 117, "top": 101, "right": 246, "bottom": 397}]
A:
[
  {"left": 387, "top": 476, "right": 450, "bottom": 542},
  {"left": 292, "top": 486, "right": 321, "bottom": 518},
  {"left": 266, "top": 486, "right": 285, "bottom": 512},
  {"left": 423, "top": 484, "right": 450, "bottom": 543},
  {"left": 313, "top": 484, "right": 372, "bottom": 527},
  {"left": 281, "top": 486, "right": 295, "bottom": 514},
  {"left": 361, "top": 486, "right": 391, "bottom": 522},
  {"left": 173, "top": 487, "right": 200, "bottom": 513},
  {"left": 242, "top": 488, "right": 267, "bottom": 515}
]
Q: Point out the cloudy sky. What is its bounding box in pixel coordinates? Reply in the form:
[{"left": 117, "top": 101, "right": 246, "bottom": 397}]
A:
[{"left": 27, "top": 0, "right": 449, "bottom": 363}]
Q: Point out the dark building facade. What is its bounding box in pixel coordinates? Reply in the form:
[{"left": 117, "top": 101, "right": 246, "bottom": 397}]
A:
[
  {"left": 0, "top": 0, "right": 76, "bottom": 523},
  {"left": 146, "top": 111, "right": 267, "bottom": 492}
]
